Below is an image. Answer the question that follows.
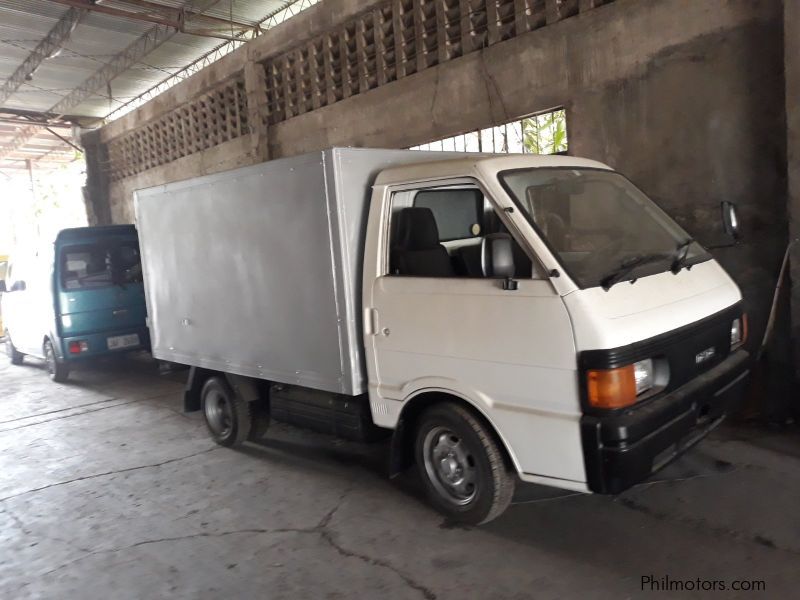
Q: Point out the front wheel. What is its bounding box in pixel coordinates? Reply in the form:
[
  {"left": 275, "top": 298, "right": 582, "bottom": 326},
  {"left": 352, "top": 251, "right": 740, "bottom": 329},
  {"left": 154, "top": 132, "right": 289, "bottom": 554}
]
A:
[
  {"left": 415, "top": 403, "right": 515, "bottom": 525},
  {"left": 5, "top": 332, "right": 24, "bottom": 365},
  {"left": 201, "top": 377, "right": 253, "bottom": 447},
  {"left": 44, "top": 339, "right": 69, "bottom": 382}
]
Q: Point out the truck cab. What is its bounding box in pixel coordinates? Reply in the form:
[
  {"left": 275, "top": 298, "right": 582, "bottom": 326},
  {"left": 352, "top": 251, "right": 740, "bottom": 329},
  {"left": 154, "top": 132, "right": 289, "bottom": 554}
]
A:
[
  {"left": 1, "top": 225, "right": 150, "bottom": 382},
  {"left": 361, "top": 154, "right": 747, "bottom": 516}
]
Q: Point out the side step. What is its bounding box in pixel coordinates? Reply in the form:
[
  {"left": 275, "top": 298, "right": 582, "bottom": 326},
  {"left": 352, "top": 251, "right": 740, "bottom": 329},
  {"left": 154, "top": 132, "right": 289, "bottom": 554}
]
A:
[{"left": 270, "top": 384, "right": 387, "bottom": 442}]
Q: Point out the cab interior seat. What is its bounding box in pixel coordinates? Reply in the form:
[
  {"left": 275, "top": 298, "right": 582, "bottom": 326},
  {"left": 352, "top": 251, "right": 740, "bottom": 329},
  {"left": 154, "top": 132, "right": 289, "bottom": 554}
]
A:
[
  {"left": 453, "top": 242, "right": 483, "bottom": 277},
  {"left": 453, "top": 214, "right": 534, "bottom": 279},
  {"left": 390, "top": 207, "right": 455, "bottom": 277}
]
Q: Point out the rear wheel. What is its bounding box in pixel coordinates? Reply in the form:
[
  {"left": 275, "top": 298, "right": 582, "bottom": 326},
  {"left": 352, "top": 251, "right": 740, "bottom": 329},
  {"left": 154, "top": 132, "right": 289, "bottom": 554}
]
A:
[
  {"left": 5, "top": 332, "right": 24, "bottom": 366},
  {"left": 201, "top": 377, "right": 252, "bottom": 447},
  {"left": 415, "top": 403, "right": 515, "bottom": 525},
  {"left": 44, "top": 339, "right": 69, "bottom": 382}
]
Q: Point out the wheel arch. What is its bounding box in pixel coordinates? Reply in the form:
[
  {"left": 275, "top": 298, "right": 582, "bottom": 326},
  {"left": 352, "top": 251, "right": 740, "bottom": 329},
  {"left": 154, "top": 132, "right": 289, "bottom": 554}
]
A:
[
  {"left": 43, "top": 333, "right": 66, "bottom": 361},
  {"left": 388, "top": 389, "right": 521, "bottom": 478},
  {"left": 184, "top": 368, "right": 269, "bottom": 413}
]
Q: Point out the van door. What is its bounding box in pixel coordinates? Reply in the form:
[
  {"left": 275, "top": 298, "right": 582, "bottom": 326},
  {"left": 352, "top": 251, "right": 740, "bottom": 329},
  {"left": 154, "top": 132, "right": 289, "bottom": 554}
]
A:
[
  {"left": 3, "top": 257, "right": 51, "bottom": 357},
  {"left": 364, "top": 181, "right": 585, "bottom": 483}
]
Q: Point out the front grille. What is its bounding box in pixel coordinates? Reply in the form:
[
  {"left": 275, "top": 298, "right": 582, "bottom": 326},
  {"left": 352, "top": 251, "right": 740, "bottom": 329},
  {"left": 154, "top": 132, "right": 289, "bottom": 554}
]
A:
[{"left": 578, "top": 302, "right": 742, "bottom": 408}]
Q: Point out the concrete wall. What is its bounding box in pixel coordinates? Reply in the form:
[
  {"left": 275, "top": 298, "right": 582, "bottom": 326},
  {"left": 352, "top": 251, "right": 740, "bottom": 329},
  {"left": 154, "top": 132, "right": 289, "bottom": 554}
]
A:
[
  {"left": 570, "top": 5, "right": 789, "bottom": 387},
  {"left": 84, "top": 0, "right": 796, "bottom": 407}
]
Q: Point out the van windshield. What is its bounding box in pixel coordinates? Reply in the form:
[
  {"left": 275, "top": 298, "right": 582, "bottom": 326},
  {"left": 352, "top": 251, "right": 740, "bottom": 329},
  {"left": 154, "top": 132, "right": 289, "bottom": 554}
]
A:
[
  {"left": 61, "top": 241, "right": 143, "bottom": 291},
  {"left": 498, "top": 168, "right": 711, "bottom": 289}
]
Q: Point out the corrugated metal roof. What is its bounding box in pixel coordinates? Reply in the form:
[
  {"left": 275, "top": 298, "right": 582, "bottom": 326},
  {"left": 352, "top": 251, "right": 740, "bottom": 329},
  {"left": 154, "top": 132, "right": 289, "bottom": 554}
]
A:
[{"left": 0, "top": 0, "right": 299, "bottom": 169}]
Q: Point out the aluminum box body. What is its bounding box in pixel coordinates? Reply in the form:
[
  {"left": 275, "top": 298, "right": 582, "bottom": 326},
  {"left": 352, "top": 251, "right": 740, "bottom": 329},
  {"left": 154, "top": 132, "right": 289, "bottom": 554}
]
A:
[{"left": 134, "top": 147, "right": 466, "bottom": 395}]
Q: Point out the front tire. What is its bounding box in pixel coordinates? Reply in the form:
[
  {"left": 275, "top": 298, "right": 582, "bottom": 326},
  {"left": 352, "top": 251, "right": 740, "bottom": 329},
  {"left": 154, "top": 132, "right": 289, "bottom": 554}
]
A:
[
  {"left": 44, "top": 339, "right": 69, "bottom": 382},
  {"left": 201, "top": 377, "right": 252, "bottom": 447},
  {"left": 5, "top": 332, "right": 24, "bottom": 365},
  {"left": 414, "top": 403, "right": 515, "bottom": 525}
]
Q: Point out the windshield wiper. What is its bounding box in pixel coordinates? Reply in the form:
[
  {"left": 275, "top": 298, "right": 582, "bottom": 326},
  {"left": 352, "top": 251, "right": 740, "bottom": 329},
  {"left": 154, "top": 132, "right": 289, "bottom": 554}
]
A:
[
  {"left": 670, "top": 237, "right": 695, "bottom": 274},
  {"left": 600, "top": 252, "right": 673, "bottom": 291}
]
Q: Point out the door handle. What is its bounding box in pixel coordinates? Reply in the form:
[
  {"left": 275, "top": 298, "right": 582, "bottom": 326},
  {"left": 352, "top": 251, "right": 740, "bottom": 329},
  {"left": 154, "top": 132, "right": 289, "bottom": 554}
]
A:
[{"left": 364, "top": 308, "right": 379, "bottom": 336}]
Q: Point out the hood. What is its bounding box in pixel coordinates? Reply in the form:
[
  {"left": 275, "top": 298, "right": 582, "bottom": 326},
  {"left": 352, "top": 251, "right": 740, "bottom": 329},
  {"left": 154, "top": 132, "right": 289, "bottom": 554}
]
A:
[{"left": 563, "top": 259, "right": 742, "bottom": 351}]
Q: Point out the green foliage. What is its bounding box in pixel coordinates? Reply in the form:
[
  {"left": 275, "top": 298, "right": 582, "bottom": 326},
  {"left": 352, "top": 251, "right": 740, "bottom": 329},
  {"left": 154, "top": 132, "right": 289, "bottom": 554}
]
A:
[{"left": 522, "top": 109, "right": 568, "bottom": 155}]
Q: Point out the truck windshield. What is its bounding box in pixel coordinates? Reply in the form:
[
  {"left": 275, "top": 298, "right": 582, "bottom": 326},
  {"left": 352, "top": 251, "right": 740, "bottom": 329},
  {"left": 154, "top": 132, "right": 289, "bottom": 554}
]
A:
[
  {"left": 61, "top": 241, "right": 143, "bottom": 291},
  {"left": 498, "top": 168, "right": 711, "bottom": 289}
]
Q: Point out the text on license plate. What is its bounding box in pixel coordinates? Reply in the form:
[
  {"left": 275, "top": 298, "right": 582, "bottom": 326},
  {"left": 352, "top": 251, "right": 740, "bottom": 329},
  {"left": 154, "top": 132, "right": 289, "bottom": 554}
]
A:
[{"left": 107, "top": 334, "right": 140, "bottom": 350}]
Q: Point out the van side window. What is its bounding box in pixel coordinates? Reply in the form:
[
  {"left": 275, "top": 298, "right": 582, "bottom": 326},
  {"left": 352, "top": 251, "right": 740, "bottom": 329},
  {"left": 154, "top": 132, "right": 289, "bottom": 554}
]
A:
[
  {"left": 388, "top": 186, "right": 534, "bottom": 278},
  {"left": 6, "top": 263, "right": 28, "bottom": 292}
]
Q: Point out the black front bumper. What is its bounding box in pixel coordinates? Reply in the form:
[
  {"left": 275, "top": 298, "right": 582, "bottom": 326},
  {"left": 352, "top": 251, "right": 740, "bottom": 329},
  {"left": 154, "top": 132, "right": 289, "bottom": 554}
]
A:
[{"left": 581, "top": 349, "right": 750, "bottom": 494}]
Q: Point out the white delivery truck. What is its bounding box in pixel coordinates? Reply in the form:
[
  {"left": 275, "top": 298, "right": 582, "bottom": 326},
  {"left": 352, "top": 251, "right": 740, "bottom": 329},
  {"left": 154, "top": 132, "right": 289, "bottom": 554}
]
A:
[{"left": 135, "top": 148, "right": 749, "bottom": 523}]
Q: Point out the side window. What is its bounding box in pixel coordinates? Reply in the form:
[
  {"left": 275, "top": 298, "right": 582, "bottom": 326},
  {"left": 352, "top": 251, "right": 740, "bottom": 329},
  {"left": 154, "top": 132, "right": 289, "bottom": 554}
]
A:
[
  {"left": 7, "top": 263, "right": 26, "bottom": 292},
  {"left": 413, "top": 189, "right": 483, "bottom": 242},
  {"left": 388, "top": 185, "right": 534, "bottom": 279}
]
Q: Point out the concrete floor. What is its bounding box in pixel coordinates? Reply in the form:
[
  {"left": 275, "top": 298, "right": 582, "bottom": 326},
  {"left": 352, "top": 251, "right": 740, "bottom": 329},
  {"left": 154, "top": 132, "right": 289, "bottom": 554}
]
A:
[{"left": 1, "top": 352, "right": 799, "bottom": 599}]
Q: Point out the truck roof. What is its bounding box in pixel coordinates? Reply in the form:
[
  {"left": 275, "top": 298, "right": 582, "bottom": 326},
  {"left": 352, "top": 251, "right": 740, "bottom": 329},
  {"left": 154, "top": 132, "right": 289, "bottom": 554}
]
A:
[
  {"left": 55, "top": 224, "right": 137, "bottom": 244},
  {"left": 373, "top": 152, "right": 612, "bottom": 186}
]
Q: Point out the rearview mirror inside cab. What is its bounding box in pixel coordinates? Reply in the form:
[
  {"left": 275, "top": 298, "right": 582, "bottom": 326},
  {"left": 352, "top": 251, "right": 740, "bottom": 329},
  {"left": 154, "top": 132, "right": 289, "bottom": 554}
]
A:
[{"left": 721, "top": 201, "right": 740, "bottom": 240}]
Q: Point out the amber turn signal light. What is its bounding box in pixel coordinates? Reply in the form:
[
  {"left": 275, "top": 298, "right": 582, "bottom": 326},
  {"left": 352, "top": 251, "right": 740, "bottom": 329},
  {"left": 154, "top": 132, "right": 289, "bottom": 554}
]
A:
[{"left": 587, "top": 365, "right": 638, "bottom": 409}]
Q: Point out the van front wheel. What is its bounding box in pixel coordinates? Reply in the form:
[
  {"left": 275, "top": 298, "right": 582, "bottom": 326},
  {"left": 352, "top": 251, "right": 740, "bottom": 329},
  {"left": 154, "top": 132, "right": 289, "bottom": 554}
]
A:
[
  {"left": 414, "top": 403, "right": 515, "bottom": 525},
  {"left": 5, "top": 332, "right": 24, "bottom": 365},
  {"left": 201, "top": 377, "right": 252, "bottom": 447},
  {"left": 44, "top": 340, "right": 69, "bottom": 382}
]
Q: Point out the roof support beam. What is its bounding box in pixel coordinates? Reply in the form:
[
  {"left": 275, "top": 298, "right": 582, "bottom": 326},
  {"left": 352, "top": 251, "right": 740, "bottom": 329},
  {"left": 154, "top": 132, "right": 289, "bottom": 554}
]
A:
[
  {"left": 44, "top": 0, "right": 258, "bottom": 41},
  {"left": 0, "top": 8, "right": 87, "bottom": 108},
  {"left": 0, "top": 0, "right": 224, "bottom": 161},
  {"left": 0, "top": 117, "right": 72, "bottom": 129}
]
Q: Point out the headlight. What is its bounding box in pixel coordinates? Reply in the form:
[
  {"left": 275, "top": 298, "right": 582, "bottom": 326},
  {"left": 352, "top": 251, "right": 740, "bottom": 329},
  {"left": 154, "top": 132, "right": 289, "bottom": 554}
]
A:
[
  {"left": 633, "top": 358, "right": 654, "bottom": 395},
  {"left": 587, "top": 358, "right": 656, "bottom": 409},
  {"left": 730, "top": 314, "right": 747, "bottom": 349}
]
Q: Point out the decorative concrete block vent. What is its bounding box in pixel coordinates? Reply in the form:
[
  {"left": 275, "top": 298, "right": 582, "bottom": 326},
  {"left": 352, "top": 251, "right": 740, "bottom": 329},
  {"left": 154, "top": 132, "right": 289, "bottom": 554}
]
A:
[
  {"left": 107, "top": 77, "right": 248, "bottom": 181},
  {"left": 260, "top": 0, "right": 578, "bottom": 126},
  {"left": 105, "top": 0, "right": 614, "bottom": 182}
]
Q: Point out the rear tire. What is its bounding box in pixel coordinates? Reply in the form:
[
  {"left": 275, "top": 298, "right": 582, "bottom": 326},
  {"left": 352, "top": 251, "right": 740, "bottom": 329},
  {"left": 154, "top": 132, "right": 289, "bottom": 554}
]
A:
[
  {"left": 414, "top": 402, "right": 515, "bottom": 525},
  {"left": 44, "top": 339, "right": 69, "bottom": 382},
  {"left": 201, "top": 377, "right": 252, "bottom": 447},
  {"left": 5, "top": 332, "right": 24, "bottom": 366}
]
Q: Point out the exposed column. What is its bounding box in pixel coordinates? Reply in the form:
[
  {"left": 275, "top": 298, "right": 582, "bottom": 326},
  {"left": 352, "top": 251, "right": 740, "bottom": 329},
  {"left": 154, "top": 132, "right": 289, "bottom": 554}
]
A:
[
  {"left": 244, "top": 55, "right": 271, "bottom": 162},
  {"left": 786, "top": 0, "right": 800, "bottom": 375},
  {"left": 81, "top": 129, "right": 112, "bottom": 225}
]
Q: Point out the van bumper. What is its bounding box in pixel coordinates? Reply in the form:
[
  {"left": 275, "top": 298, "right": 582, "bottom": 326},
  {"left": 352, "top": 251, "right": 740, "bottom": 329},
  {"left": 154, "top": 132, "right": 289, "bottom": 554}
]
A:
[
  {"left": 60, "top": 327, "right": 151, "bottom": 361},
  {"left": 580, "top": 349, "right": 749, "bottom": 494}
]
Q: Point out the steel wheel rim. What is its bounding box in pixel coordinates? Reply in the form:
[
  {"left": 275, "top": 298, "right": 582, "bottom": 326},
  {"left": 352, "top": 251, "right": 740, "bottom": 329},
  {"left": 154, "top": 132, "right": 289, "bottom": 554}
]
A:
[
  {"left": 204, "top": 389, "right": 233, "bottom": 437},
  {"left": 423, "top": 426, "right": 478, "bottom": 506}
]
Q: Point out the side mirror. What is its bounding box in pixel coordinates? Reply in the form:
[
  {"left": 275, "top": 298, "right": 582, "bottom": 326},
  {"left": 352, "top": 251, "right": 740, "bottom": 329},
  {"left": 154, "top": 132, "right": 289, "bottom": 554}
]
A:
[
  {"left": 721, "top": 201, "right": 740, "bottom": 240},
  {"left": 10, "top": 280, "right": 26, "bottom": 292},
  {"left": 482, "top": 233, "right": 517, "bottom": 289},
  {"left": 0, "top": 280, "right": 5, "bottom": 293}
]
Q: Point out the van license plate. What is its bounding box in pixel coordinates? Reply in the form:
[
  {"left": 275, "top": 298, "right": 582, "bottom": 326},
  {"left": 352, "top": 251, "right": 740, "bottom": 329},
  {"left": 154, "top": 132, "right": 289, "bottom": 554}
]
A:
[{"left": 107, "top": 334, "right": 140, "bottom": 350}]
